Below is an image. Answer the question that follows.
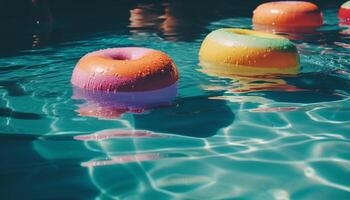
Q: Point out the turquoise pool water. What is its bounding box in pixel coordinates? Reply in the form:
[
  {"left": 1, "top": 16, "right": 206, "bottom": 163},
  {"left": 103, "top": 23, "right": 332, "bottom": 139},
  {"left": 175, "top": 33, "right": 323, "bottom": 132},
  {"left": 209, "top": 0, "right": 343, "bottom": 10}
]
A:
[{"left": 1, "top": 1, "right": 350, "bottom": 199}]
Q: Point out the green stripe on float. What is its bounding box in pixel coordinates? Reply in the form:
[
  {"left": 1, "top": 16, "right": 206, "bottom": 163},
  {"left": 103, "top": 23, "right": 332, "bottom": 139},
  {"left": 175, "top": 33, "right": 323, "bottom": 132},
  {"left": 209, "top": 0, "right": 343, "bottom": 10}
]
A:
[
  {"left": 341, "top": 1, "right": 350, "bottom": 9},
  {"left": 206, "top": 28, "right": 297, "bottom": 52}
]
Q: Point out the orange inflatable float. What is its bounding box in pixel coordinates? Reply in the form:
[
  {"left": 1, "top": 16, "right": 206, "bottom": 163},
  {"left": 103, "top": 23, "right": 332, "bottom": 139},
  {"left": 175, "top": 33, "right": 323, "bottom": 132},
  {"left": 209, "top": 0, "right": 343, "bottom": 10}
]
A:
[
  {"left": 253, "top": 1, "right": 323, "bottom": 30},
  {"left": 71, "top": 47, "right": 179, "bottom": 92},
  {"left": 339, "top": 1, "right": 350, "bottom": 24}
]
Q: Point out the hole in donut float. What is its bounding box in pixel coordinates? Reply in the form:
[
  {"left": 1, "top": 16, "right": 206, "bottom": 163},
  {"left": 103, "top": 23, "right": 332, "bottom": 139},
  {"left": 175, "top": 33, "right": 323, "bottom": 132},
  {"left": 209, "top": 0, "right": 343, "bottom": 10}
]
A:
[
  {"left": 109, "top": 54, "right": 131, "bottom": 60},
  {"left": 228, "top": 29, "right": 284, "bottom": 39}
]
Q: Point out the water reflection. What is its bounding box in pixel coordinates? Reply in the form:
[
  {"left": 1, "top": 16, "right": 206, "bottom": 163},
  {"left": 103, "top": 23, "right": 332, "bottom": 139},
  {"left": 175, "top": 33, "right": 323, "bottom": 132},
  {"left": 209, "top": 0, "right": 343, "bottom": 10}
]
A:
[
  {"left": 128, "top": 1, "right": 254, "bottom": 41},
  {"left": 129, "top": 4, "right": 163, "bottom": 30},
  {"left": 0, "top": 0, "right": 346, "bottom": 55},
  {"left": 31, "top": 0, "right": 53, "bottom": 48},
  {"left": 199, "top": 62, "right": 350, "bottom": 104},
  {"left": 253, "top": 24, "right": 320, "bottom": 41},
  {"left": 3, "top": 0, "right": 252, "bottom": 54},
  {"left": 0, "top": 80, "right": 27, "bottom": 96},
  {"left": 72, "top": 83, "right": 178, "bottom": 119},
  {"left": 198, "top": 61, "right": 300, "bottom": 103}
]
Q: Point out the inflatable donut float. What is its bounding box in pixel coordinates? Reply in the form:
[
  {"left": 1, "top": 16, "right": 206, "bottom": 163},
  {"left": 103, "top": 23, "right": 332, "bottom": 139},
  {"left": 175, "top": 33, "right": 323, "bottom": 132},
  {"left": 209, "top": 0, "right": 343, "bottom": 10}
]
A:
[
  {"left": 339, "top": 1, "right": 350, "bottom": 23},
  {"left": 71, "top": 47, "right": 179, "bottom": 92},
  {"left": 199, "top": 28, "right": 300, "bottom": 76},
  {"left": 253, "top": 1, "right": 323, "bottom": 31}
]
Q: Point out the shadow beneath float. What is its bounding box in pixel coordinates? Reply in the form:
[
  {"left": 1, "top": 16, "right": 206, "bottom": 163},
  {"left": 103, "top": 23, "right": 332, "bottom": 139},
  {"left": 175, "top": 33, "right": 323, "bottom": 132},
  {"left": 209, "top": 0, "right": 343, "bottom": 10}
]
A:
[
  {"left": 73, "top": 82, "right": 234, "bottom": 138},
  {"left": 133, "top": 92, "right": 235, "bottom": 138},
  {"left": 264, "top": 72, "right": 350, "bottom": 103}
]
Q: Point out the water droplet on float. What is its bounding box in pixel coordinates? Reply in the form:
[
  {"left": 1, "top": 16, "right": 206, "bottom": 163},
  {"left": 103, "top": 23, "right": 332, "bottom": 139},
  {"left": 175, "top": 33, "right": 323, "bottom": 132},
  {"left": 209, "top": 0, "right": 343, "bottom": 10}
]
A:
[{"left": 95, "top": 67, "right": 104, "bottom": 74}]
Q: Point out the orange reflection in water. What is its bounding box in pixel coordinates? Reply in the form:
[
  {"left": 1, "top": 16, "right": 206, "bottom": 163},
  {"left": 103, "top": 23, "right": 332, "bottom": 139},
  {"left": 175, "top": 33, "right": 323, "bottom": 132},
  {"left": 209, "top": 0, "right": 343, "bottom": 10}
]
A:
[
  {"left": 74, "top": 129, "right": 165, "bottom": 141},
  {"left": 128, "top": 2, "right": 197, "bottom": 41},
  {"left": 129, "top": 4, "right": 163, "bottom": 29},
  {"left": 81, "top": 154, "right": 162, "bottom": 167},
  {"left": 128, "top": 2, "right": 228, "bottom": 41},
  {"left": 249, "top": 106, "right": 300, "bottom": 112}
]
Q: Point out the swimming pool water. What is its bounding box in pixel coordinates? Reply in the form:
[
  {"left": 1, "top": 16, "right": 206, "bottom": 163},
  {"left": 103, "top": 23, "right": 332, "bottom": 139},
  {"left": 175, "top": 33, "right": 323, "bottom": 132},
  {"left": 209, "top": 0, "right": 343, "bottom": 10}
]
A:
[{"left": 1, "top": 1, "right": 350, "bottom": 199}]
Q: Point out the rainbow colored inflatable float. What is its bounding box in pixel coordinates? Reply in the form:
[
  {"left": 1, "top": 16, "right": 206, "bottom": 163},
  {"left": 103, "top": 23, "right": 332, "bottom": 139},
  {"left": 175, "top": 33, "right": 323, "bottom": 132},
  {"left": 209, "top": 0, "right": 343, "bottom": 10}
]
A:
[
  {"left": 71, "top": 47, "right": 178, "bottom": 92},
  {"left": 199, "top": 28, "right": 300, "bottom": 76}
]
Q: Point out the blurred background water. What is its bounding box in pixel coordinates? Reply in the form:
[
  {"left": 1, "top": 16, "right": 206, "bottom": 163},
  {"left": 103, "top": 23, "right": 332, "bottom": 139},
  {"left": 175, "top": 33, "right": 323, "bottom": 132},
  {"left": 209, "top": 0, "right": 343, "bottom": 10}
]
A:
[{"left": 0, "top": 0, "right": 350, "bottom": 199}]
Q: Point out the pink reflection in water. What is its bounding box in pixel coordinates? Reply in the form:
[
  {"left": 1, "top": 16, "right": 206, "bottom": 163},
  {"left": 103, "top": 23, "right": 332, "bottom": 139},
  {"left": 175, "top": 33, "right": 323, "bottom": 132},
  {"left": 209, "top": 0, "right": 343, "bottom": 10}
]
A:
[
  {"left": 72, "top": 83, "right": 177, "bottom": 119},
  {"left": 81, "top": 154, "right": 162, "bottom": 167},
  {"left": 74, "top": 129, "right": 165, "bottom": 141},
  {"left": 250, "top": 106, "right": 300, "bottom": 112}
]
